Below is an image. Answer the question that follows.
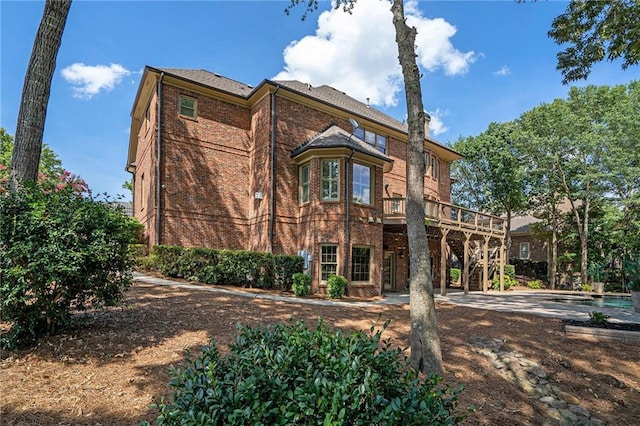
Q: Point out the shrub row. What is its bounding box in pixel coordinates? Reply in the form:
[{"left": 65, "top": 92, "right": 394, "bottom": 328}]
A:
[
  {"left": 149, "top": 245, "right": 303, "bottom": 290},
  {"left": 147, "top": 319, "right": 467, "bottom": 425}
]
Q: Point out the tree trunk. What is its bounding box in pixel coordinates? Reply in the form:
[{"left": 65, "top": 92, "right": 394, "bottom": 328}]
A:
[
  {"left": 505, "top": 208, "right": 512, "bottom": 264},
  {"left": 550, "top": 201, "right": 558, "bottom": 290},
  {"left": 10, "top": 0, "right": 72, "bottom": 190},
  {"left": 391, "top": 0, "right": 443, "bottom": 375}
]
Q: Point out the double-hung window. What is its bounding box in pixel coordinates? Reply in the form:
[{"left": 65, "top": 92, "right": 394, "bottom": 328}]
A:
[
  {"left": 321, "top": 159, "right": 339, "bottom": 201},
  {"left": 352, "top": 163, "right": 372, "bottom": 205},
  {"left": 299, "top": 163, "right": 310, "bottom": 204},
  {"left": 519, "top": 243, "right": 530, "bottom": 260},
  {"left": 179, "top": 95, "right": 197, "bottom": 118},
  {"left": 351, "top": 246, "right": 372, "bottom": 282},
  {"left": 320, "top": 245, "right": 338, "bottom": 281}
]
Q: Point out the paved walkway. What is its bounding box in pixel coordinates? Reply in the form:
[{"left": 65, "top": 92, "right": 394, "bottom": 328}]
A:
[{"left": 132, "top": 273, "right": 640, "bottom": 324}]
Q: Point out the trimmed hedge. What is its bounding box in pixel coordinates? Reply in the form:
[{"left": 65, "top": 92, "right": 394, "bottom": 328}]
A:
[
  {"left": 150, "top": 245, "right": 303, "bottom": 290},
  {"left": 147, "top": 319, "right": 467, "bottom": 425}
]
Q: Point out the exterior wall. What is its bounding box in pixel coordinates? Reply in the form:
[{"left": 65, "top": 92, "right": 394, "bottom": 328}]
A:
[
  {"left": 131, "top": 73, "right": 455, "bottom": 298},
  {"left": 134, "top": 88, "right": 158, "bottom": 246},
  {"left": 510, "top": 234, "right": 548, "bottom": 263},
  {"left": 157, "top": 84, "right": 252, "bottom": 249}
]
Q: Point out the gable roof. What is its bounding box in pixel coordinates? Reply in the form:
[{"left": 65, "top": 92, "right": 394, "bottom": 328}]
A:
[{"left": 291, "top": 124, "right": 392, "bottom": 163}]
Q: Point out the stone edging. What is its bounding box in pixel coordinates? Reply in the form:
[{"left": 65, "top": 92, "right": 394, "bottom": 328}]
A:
[{"left": 564, "top": 325, "right": 640, "bottom": 345}]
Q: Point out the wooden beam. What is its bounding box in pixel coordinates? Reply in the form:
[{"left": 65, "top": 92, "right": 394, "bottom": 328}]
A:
[
  {"left": 440, "top": 228, "right": 450, "bottom": 296},
  {"left": 463, "top": 232, "right": 472, "bottom": 294},
  {"left": 499, "top": 240, "right": 506, "bottom": 291},
  {"left": 483, "top": 235, "right": 490, "bottom": 293}
]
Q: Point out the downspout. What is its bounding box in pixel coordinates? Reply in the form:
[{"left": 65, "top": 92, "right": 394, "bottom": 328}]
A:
[
  {"left": 269, "top": 85, "right": 281, "bottom": 253},
  {"left": 343, "top": 148, "right": 356, "bottom": 281},
  {"left": 156, "top": 72, "right": 164, "bottom": 246}
]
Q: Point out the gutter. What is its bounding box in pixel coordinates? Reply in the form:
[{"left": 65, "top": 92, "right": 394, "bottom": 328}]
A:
[
  {"left": 269, "top": 85, "right": 281, "bottom": 252},
  {"left": 156, "top": 72, "right": 164, "bottom": 246},
  {"left": 344, "top": 148, "right": 356, "bottom": 283}
]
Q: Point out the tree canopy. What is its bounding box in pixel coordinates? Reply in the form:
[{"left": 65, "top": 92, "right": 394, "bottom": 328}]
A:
[{"left": 548, "top": 0, "right": 640, "bottom": 83}]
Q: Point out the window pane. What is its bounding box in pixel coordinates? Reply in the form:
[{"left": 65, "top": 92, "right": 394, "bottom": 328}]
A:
[
  {"left": 179, "top": 96, "right": 196, "bottom": 117},
  {"left": 365, "top": 130, "right": 376, "bottom": 145},
  {"left": 321, "top": 160, "right": 339, "bottom": 200},
  {"left": 352, "top": 164, "right": 371, "bottom": 205},
  {"left": 321, "top": 245, "right": 338, "bottom": 281},
  {"left": 300, "top": 164, "right": 310, "bottom": 203},
  {"left": 376, "top": 135, "right": 387, "bottom": 154},
  {"left": 354, "top": 127, "right": 364, "bottom": 140},
  {"left": 351, "top": 247, "right": 371, "bottom": 282}
]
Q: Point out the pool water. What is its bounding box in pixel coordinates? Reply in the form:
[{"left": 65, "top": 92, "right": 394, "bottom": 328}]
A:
[{"left": 551, "top": 295, "right": 633, "bottom": 310}]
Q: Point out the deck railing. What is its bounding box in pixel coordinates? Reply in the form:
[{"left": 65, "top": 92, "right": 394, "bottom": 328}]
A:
[{"left": 383, "top": 197, "right": 505, "bottom": 236}]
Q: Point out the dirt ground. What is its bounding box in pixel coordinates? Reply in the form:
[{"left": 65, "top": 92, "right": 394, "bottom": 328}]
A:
[{"left": 1, "top": 279, "right": 639, "bottom": 425}]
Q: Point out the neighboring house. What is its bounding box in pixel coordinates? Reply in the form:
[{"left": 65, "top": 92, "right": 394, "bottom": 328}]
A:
[
  {"left": 126, "top": 66, "right": 505, "bottom": 297},
  {"left": 509, "top": 215, "right": 549, "bottom": 263}
]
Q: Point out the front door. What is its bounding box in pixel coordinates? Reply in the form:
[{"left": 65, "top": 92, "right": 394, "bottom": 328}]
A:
[{"left": 383, "top": 251, "right": 395, "bottom": 290}]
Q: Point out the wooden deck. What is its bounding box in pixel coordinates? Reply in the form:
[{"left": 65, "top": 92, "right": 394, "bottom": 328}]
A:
[
  {"left": 383, "top": 197, "right": 506, "bottom": 238},
  {"left": 383, "top": 198, "right": 507, "bottom": 294}
]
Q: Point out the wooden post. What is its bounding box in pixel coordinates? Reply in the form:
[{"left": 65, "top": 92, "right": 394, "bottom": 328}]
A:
[
  {"left": 463, "top": 232, "right": 472, "bottom": 294},
  {"left": 440, "top": 228, "right": 449, "bottom": 296},
  {"left": 483, "top": 235, "right": 490, "bottom": 293},
  {"left": 499, "top": 240, "right": 506, "bottom": 292}
]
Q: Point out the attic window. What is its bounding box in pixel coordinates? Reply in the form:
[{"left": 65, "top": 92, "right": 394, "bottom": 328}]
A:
[{"left": 179, "top": 95, "right": 197, "bottom": 118}]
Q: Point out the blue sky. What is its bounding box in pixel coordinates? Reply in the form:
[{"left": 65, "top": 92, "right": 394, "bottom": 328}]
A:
[{"left": 1, "top": 0, "right": 637, "bottom": 200}]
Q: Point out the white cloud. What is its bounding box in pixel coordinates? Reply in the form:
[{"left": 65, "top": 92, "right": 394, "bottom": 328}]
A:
[
  {"left": 493, "top": 65, "right": 510, "bottom": 77},
  {"left": 61, "top": 63, "right": 131, "bottom": 99},
  {"left": 274, "top": 0, "right": 476, "bottom": 109},
  {"left": 427, "top": 109, "right": 449, "bottom": 136}
]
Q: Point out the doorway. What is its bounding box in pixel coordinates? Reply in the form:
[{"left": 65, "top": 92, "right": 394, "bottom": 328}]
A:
[{"left": 383, "top": 251, "right": 395, "bottom": 290}]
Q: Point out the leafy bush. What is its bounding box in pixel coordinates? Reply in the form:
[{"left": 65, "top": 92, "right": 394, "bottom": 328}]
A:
[
  {"left": 327, "top": 274, "right": 348, "bottom": 298},
  {"left": 505, "top": 264, "right": 516, "bottom": 280},
  {"left": 291, "top": 272, "right": 312, "bottom": 296},
  {"left": 148, "top": 319, "right": 467, "bottom": 425},
  {"left": 580, "top": 284, "right": 593, "bottom": 292},
  {"left": 588, "top": 311, "right": 610, "bottom": 325},
  {"left": 450, "top": 268, "right": 461, "bottom": 283},
  {"left": 527, "top": 280, "right": 543, "bottom": 289},
  {"left": 491, "top": 275, "right": 517, "bottom": 290},
  {"left": 273, "top": 255, "right": 304, "bottom": 290},
  {"left": 0, "top": 183, "right": 140, "bottom": 349},
  {"left": 149, "top": 245, "right": 298, "bottom": 289}
]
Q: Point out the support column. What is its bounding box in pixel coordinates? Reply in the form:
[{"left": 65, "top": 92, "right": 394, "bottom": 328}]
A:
[
  {"left": 483, "top": 235, "right": 490, "bottom": 293},
  {"left": 499, "top": 239, "right": 506, "bottom": 291},
  {"left": 463, "top": 232, "right": 472, "bottom": 294},
  {"left": 440, "top": 228, "right": 450, "bottom": 296}
]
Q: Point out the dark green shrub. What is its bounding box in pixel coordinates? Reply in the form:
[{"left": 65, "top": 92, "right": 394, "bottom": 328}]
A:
[
  {"left": 273, "top": 255, "right": 304, "bottom": 290},
  {"left": 0, "top": 183, "right": 139, "bottom": 349},
  {"left": 327, "top": 274, "right": 348, "bottom": 298},
  {"left": 491, "top": 275, "right": 517, "bottom": 290},
  {"left": 291, "top": 272, "right": 311, "bottom": 296},
  {"left": 148, "top": 319, "right": 466, "bottom": 425},
  {"left": 450, "top": 268, "right": 461, "bottom": 283},
  {"left": 588, "top": 311, "right": 610, "bottom": 325},
  {"left": 505, "top": 264, "right": 516, "bottom": 280}
]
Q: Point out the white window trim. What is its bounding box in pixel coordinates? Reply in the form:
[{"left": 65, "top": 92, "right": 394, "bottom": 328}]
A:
[
  {"left": 519, "top": 242, "right": 530, "bottom": 260},
  {"left": 299, "top": 163, "right": 310, "bottom": 204},
  {"left": 321, "top": 159, "right": 340, "bottom": 201},
  {"left": 179, "top": 95, "right": 197, "bottom": 119},
  {"left": 352, "top": 163, "right": 373, "bottom": 206},
  {"left": 320, "top": 244, "right": 339, "bottom": 283}
]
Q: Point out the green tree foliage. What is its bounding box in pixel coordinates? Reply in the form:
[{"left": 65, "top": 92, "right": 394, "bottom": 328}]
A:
[
  {"left": 0, "top": 180, "right": 141, "bottom": 349},
  {"left": 148, "top": 319, "right": 466, "bottom": 425},
  {"left": 548, "top": 0, "right": 640, "bottom": 84},
  {"left": 1, "top": 128, "right": 66, "bottom": 188},
  {"left": 451, "top": 121, "right": 530, "bottom": 256}
]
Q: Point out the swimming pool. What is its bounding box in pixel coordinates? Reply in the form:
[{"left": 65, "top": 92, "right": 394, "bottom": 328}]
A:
[{"left": 550, "top": 295, "right": 633, "bottom": 310}]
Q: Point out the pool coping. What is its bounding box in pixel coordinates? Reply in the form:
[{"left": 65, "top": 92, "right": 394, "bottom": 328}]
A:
[{"left": 564, "top": 324, "right": 640, "bottom": 345}]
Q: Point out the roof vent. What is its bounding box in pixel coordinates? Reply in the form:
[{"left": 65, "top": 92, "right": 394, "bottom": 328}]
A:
[
  {"left": 306, "top": 83, "right": 312, "bottom": 90},
  {"left": 366, "top": 97, "right": 370, "bottom": 108}
]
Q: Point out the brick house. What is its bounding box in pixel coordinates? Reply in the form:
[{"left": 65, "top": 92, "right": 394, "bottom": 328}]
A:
[{"left": 127, "top": 66, "right": 506, "bottom": 297}]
